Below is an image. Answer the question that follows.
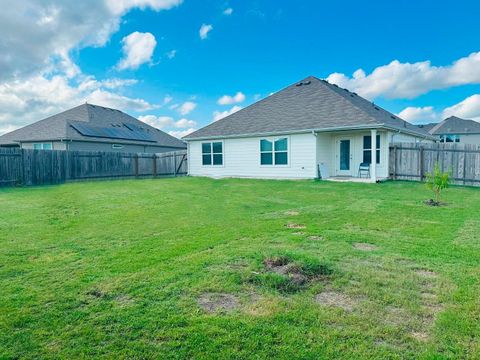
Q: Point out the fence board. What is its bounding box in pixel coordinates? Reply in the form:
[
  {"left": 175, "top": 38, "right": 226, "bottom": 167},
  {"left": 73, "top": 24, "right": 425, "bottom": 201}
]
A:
[
  {"left": 390, "top": 142, "right": 480, "bottom": 186},
  {"left": 0, "top": 149, "right": 187, "bottom": 187}
]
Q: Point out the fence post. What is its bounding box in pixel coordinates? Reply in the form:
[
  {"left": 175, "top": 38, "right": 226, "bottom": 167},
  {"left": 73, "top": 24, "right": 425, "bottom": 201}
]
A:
[
  {"left": 134, "top": 154, "right": 139, "bottom": 178},
  {"left": 20, "top": 148, "right": 25, "bottom": 186},
  {"left": 173, "top": 153, "right": 177, "bottom": 177},
  {"left": 419, "top": 146, "right": 424, "bottom": 182},
  {"left": 152, "top": 154, "right": 157, "bottom": 178},
  {"left": 392, "top": 145, "right": 397, "bottom": 180}
]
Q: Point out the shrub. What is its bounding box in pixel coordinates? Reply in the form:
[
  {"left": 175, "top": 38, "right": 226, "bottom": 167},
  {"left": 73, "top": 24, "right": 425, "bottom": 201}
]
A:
[{"left": 425, "top": 162, "right": 450, "bottom": 204}]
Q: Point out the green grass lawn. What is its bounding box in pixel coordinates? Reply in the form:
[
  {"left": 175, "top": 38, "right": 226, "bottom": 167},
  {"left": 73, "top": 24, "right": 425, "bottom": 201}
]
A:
[{"left": 1, "top": 178, "right": 479, "bottom": 359}]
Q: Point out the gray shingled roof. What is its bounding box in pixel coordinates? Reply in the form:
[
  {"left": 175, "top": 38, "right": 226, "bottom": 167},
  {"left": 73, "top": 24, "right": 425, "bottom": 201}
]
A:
[
  {"left": 428, "top": 116, "right": 480, "bottom": 135},
  {"left": 184, "top": 76, "right": 432, "bottom": 140},
  {"left": 0, "top": 104, "right": 186, "bottom": 148}
]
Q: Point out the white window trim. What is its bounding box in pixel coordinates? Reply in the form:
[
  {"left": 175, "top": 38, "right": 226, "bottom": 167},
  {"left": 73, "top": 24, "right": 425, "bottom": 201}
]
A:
[
  {"left": 201, "top": 140, "right": 225, "bottom": 167},
  {"left": 362, "top": 134, "right": 381, "bottom": 165},
  {"left": 112, "top": 144, "right": 124, "bottom": 149},
  {"left": 440, "top": 134, "right": 460, "bottom": 143},
  {"left": 33, "top": 142, "right": 53, "bottom": 150},
  {"left": 259, "top": 136, "right": 290, "bottom": 167}
]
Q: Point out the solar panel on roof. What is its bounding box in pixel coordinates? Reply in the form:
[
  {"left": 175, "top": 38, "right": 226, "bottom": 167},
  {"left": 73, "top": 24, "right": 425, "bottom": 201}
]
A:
[{"left": 70, "top": 123, "right": 156, "bottom": 142}]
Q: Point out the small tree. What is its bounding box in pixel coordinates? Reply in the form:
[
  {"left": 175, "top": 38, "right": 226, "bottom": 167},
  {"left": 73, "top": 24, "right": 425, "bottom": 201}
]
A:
[{"left": 425, "top": 163, "right": 450, "bottom": 204}]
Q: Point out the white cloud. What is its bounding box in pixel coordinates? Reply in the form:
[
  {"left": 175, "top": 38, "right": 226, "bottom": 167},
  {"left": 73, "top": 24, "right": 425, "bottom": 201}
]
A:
[
  {"left": 326, "top": 51, "right": 480, "bottom": 100},
  {"left": 178, "top": 101, "right": 197, "bottom": 115},
  {"left": 163, "top": 95, "right": 173, "bottom": 104},
  {"left": 174, "top": 118, "right": 196, "bottom": 128},
  {"left": 166, "top": 49, "right": 177, "bottom": 59},
  {"left": 168, "top": 128, "right": 196, "bottom": 138},
  {"left": 443, "top": 94, "right": 480, "bottom": 121},
  {"left": 199, "top": 24, "right": 213, "bottom": 40},
  {"left": 217, "top": 91, "right": 245, "bottom": 105},
  {"left": 213, "top": 105, "right": 242, "bottom": 121},
  {"left": 397, "top": 106, "right": 439, "bottom": 124},
  {"left": 138, "top": 115, "right": 174, "bottom": 128},
  {"left": 87, "top": 89, "right": 155, "bottom": 111},
  {"left": 0, "top": 0, "right": 182, "bottom": 82},
  {"left": 117, "top": 32, "right": 157, "bottom": 70},
  {"left": 105, "top": 0, "right": 183, "bottom": 15},
  {"left": 223, "top": 8, "right": 233, "bottom": 15}
]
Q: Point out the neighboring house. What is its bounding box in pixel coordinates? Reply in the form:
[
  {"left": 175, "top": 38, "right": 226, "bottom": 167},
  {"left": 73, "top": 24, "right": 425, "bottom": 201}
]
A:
[
  {"left": 0, "top": 103, "right": 186, "bottom": 153},
  {"left": 183, "top": 76, "right": 434, "bottom": 181},
  {"left": 418, "top": 116, "right": 480, "bottom": 145}
]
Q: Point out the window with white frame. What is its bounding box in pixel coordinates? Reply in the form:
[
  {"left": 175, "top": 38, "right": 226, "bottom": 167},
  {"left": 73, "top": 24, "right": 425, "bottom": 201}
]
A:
[
  {"left": 260, "top": 137, "right": 288, "bottom": 165},
  {"left": 33, "top": 143, "right": 53, "bottom": 150},
  {"left": 202, "top": 142, "right": 223, "bottom": 165},
  {"left": 439, "top": 134, "right": 460, "bottom": 143},
  {"left": 363, "top": 135, "right": 380, "bottom": 164}
]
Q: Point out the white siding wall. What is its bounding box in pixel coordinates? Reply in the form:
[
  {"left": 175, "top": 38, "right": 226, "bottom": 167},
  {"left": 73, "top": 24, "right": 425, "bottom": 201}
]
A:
[
  {"left": 458, "top": 134, "right": 480, "bottom": 145},
  {"left": 188, "top": 133, "right": 317, "bottom": 179}
]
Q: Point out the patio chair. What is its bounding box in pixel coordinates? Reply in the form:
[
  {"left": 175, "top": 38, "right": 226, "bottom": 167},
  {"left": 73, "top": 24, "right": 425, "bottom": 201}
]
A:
[{"left": 358, "top": 163, "right": 370, "bottom": 178}]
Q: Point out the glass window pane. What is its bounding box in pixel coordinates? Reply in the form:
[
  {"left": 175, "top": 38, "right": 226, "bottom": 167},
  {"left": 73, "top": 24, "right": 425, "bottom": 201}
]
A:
[
  {"left": 363, "top": 136, "right": 371, "bottom": 150},
  {"left": 202, "top": 142, "right": 212, "bottom": 154},
  {"left": 275, "top": 152, "right": 288, "bottom": 165},
  {"left": 260, "top": 139, "right": 272, "bottom": 152},
  {"left": 363, "top": 150, "right": 372, "bottom": 164},
  {"left": 202, "top": 154, "right": 211, "bottom": 165},
  {"left": 43, "top": 143, "right": 52, "bottom": 150},
  {"left": 33, "top": 143, "right": 42, "bottom": 150},
  {"left": 275, "top": 138, "right": 288, "bottom": 151},
  {"left": 376, "top": 149, "right": 380, "bottom": 164},
  {"left": 376, "top": 135, "right": 380, "bottom": 149},
  {"left": 212, "top": 142, "right": 222, "bottom": 153},
  {"left": 212, "top": 154, "right": 223, "bottom": 165},
  {"left": 261, "top": 153, "right": 273, "bottom": 165}
]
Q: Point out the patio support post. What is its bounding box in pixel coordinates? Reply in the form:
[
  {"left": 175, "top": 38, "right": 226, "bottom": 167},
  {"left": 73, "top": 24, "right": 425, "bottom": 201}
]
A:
[{"left": 371, "top": 129, "right": 377, "bottom": 182}]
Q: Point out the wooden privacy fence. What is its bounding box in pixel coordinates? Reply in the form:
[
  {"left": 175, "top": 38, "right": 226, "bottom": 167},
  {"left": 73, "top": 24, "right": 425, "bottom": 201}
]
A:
[
  {"left": 0, "top": 148, "right": 187, "bottom": 187},
  {"left": 389, "top": 142, "right": 480, "bottom": 186}
]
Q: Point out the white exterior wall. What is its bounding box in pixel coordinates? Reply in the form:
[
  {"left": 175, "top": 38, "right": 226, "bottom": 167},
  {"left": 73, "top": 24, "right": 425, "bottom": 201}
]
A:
[
  {"left": 457, "top": 134, "right": 480, "bottom": 145},
  {"left": 188, "top": 133, "right": 317, "bottom": 179}
]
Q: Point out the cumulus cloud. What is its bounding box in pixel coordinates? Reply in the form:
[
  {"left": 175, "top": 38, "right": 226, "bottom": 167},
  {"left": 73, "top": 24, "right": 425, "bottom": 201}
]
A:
[
  {"left": 397, "top": 106, "right": 439, "bottom": 124},
  {"left": 213, "top": 105, "right": 242, "bottom": 121},
  {"left": 138, "top": 115, "right": 174, "bottom": 128},
  {"left": 199, "top": 24, "right": 213, "bottom": 40},
  {"left": 217, "top": 92, "right": 245, "bottom": 105},
  {"left": 326, "top": 52, "right": 480, "bottom": 100},
  {"left": 0, "top": 0, "right": 182, "bottom": 81},
  {"left": 168, "top": 128, "right": 196, "bottom": 138},
  {"left": 443, "top": 94, "right": 480, "bottom": 121},
  {"left": 223, "top": 8, "right": 233, "bottom": 15},
  {"left": 117, "top": 32, "right": 157, "bottom": 70},
  {"left": 174, "top": 118, "right": 196, "bottom": 128},
  {"left": 178, "top": 101, "right": 197, "bottom": 115}
]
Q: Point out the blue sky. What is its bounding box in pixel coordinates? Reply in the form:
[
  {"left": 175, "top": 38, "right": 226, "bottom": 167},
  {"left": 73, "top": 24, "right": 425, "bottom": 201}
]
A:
[{"left": 1, "top": 0, "right": 480, "bottom": 136}]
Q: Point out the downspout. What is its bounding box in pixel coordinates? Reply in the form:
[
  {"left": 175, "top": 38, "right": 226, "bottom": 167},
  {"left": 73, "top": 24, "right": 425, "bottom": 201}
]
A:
[{"left": 312, "top": 131, "right": 320, "bottom": 179}]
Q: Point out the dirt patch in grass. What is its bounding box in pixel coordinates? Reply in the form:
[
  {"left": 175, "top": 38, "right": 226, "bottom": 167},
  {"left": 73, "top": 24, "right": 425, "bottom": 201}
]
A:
[
  {"left": 415, "top": 269, "right": 438, "bottom": 278},
  {"left": 352, "top": 243, "right": 378, "bottom": 251},
  {"left": 198, "top": 293, "right": 239, "bottom": 313},
  {"left": 411, "top": 331, "right": 429, "bottom": 342},
  {"left": 424, "top": 199, "right": 447, "bottom": 207},
  {"left": 285, "top": 210, "right": 300, "bottom": 216},
  {"left": 307, "top": 235, "right": 324, "bottom": 241},
  {"left": 86, "top": 288, "right": 107, "bottom": 299},
  {"left": 315, "top": 291, "right": 357, "bottom": 312},
  {"left": 114, "top": 294, "right": 134, "bottom": 307},
  {"left": 286, "top": 223, "right": 306, "bottom": 229},
  {"left": 292, "top": 231, "right": 306, "bottom": 236}
]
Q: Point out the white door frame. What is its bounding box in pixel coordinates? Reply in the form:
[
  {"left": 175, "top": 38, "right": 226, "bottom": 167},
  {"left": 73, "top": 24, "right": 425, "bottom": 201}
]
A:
[{"left": 335, "top": 136, "right": 353, "bottom": 176}]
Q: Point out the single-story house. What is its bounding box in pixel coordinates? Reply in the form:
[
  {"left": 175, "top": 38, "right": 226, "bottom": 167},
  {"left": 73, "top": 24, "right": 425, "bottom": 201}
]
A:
[
  {"left": 418, "top": 116, "right": 480, "bottom": 145},
  {"left": 183, "top": 76, "right": 434, "bottom": 181},
  {"left": 0, "top": 103, "right": 186, "bottom": 153}
]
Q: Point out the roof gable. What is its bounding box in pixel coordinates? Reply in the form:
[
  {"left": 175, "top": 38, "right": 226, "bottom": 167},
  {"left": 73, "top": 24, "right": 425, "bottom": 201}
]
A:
[
  {"left": 184, "top": 76, "right": 430, "bottom": 139},
  {"left": 429, "top": 116, "right": 480, "bottom": 135}
]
